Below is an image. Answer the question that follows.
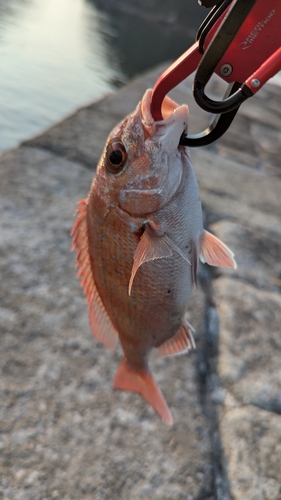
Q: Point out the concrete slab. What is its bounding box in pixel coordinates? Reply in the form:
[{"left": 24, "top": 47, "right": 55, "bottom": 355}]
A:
[
  {"left": 192, "top": 149, "right": 281, "bottom": 220},
  {"left": 220, "top": 406, "right": 281, "bottom": 500},
  {"left": 209, "top": 220, "right": 281, "bottom": 291},
  {"left": 0, "top": 147, "right": 214, "bottom": 500},
  {"left": 214, "top": 277, "right": 281, "bottom": 413},
  {"left": 1, "top": 61, "right": 281, "bottom": 500}
]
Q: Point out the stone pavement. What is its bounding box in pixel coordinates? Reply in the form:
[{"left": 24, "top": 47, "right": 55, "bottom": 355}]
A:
[{"left": 0, "top": 64, "right": 280, "bottom": 500}]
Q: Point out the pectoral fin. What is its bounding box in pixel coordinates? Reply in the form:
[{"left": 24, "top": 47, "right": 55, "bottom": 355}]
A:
[
  {"left": 129, "top": 224, "right": 191, "bottom": 295},
  {"left": 200, "top": 230, "right": 237, "bottom": 269},
  {"left": 156, "top": 317, "right": 196, "bottom": 358},
  {"left": 71, "top": 199, "right": 118, "bottom": 350}
]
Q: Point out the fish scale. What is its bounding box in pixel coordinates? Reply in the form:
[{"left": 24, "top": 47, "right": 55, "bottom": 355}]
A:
[{"left": 91, "top": 181, "right": 192, "bottom": 344}]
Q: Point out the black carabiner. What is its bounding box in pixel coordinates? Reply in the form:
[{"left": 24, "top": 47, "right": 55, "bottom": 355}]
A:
[
  {"left": 180, "top": 0, "right": 257, "bottom": 146},
  {"left": 193, "top": 0, "right": 257, "bottom": 114},
  {"left": 179, "top": 81, "right": 241, "bottom": 147}
]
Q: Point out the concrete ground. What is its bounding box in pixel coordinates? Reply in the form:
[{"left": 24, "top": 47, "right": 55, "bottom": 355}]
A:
[{"left": 0, "top": 64, "right": 281, "bottom": 500}]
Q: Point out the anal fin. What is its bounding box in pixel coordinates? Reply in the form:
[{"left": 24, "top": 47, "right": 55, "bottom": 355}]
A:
[
  {"left": 200, "top": 230, "right": 237, "bottom": 269},
  {"left": 156, "top": 319, "right": 196, "bottom": 358}
]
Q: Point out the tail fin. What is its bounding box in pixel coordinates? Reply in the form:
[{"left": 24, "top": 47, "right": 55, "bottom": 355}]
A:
[{"left": 113, "top": 358, "right": 173, "bottom": 425}]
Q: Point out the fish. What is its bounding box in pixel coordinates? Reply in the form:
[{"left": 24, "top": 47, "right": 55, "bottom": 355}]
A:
[{"left": 71, "top": 89, "right": 236, "bottom": 425}]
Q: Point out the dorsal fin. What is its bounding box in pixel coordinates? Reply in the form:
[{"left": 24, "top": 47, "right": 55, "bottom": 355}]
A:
[
  {"left": 71, "top": 199, "right": 118, "bottom": 350},
  {"left": 200, "top": 230, "right": 237, "bottom": 269},
  {"left": 156, "top": 317, "right": 196, "bottom": 358}
]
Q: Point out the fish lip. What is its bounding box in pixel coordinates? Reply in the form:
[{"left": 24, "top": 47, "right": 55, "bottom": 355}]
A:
[
  {"left": 141, "top": 89, "right": 189, "bottom": 138},
  {"left": 143, "top": 91, "right": 189, "bottom": 153}
]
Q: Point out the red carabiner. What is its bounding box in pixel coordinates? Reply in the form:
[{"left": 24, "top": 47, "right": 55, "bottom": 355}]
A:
[
  {"left": 150, "top": 0, "right": 281, "bottom": 146},
  {"left": 150, "top": 41, "right": 201, "bottom": 122}
]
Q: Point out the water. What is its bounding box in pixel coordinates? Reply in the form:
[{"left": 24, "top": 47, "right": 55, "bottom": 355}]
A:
[
  {"left": 0, "top": 0, "right": 121, "bottom": 152},
  {"left": 0, "top": 0, "right": 208, "bottom": 153},
  {"left": 0, "top": 0, "right": 280, "bottom": 154}
]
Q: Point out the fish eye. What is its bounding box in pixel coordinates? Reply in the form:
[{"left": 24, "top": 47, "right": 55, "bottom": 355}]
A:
[{"left": 106, "top": 141, "right": 127, "bottom": 174}]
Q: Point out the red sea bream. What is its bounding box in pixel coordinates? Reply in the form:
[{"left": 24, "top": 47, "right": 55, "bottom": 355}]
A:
[{"left": 71, "top": 89, "right": 236, "bottom": 424}]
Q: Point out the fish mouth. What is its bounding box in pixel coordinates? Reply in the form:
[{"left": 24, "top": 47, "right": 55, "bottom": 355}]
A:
[
  {"left": 118, "top": 90, "right": 188, "bottom": 218},
  {"left": 141, "top": 89, "right": 189, "bottom": 145}
]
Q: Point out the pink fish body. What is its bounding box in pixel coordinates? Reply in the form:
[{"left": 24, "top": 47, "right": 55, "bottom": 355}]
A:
[{"left": 72, "top": 89, "right": 236, "bottom": 424}]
